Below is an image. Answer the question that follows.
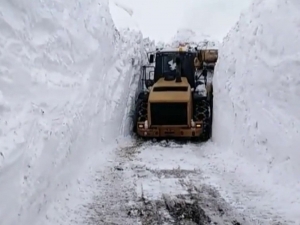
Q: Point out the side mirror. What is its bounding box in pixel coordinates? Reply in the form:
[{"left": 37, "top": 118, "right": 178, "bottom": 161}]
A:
[{"left": 149, "top": 54, "right": 154, "bottom": 63}]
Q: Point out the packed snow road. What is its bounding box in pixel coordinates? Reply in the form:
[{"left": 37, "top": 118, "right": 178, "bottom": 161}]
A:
[
  {"left": 81, "top": 138, "right": 250, "bottom": 225},
  {"left": 79, "top": 137, "right": 293, "bottom": 225}
]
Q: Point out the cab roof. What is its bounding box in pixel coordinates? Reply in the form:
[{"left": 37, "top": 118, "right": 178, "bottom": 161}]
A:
[{"left": 153, "top": 77, "right": 189, "bottom": 87}]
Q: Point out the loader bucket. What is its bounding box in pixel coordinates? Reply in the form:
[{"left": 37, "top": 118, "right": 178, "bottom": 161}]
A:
[{"left": 200, "top": 49, "right": 218, "bottom": 63}]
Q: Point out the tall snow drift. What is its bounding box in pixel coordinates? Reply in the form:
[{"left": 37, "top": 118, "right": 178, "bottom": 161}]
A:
[
  {"left": 0, "top": 0, "right": 148, "bottom": 224},
  {"left": 213, "top": 0, "right": 300, "bottom": 184}
]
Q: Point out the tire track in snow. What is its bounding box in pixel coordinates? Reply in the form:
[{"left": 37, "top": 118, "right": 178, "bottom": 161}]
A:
[
  {"left": 126, "top": 140, "right": 252, "bottom": 225},
  {"left": 82, "top": 139, "right": 143, "bottom": 225}
]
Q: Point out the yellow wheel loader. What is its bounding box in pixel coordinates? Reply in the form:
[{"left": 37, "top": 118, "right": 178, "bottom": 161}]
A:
[{"left": 132, "top": 44, "right": 218, "bottom": 141}]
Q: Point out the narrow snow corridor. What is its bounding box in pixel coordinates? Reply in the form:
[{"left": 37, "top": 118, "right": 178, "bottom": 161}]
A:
[{"left": 0, "top": 0, "right": 299, "bottom": 224}]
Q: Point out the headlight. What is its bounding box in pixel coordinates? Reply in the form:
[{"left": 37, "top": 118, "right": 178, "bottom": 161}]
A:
[
  {"left": 196, "top": 124, "right": 202, "bottom": 128},
  {"left": 138, "top": 124, "right": 144, "bottom": 128}
]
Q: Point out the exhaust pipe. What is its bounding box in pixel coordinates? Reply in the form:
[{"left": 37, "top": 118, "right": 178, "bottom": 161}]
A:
[{"left": 175, "top": 57, "right": 182, "bottom": 82}]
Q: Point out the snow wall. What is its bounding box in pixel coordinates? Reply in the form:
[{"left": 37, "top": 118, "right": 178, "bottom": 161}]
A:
[
  {"left": 213, "top": 0, "right": 300, "bottom": 184},
  {"left": 0, "top": 0, "right": 150, "bottom": 224}
]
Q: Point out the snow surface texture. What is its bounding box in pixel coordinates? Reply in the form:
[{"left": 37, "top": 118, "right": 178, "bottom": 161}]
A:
[
  {"left": 0, "top": 0, "right": 151, "bottom": 224},
  {"left": 211, "top": 0, "right": 300, "bottom": 223}
]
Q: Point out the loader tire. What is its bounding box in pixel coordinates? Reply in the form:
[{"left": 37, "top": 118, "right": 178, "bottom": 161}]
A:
[
  {"left": 193, "top": 99, "right": 211, "bottom": 141},
  {"left": 133, "top": 98, "right": 147, "bottom": 133}
]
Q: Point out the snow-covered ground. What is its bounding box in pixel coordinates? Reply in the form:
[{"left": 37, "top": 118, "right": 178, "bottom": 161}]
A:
[{"left": 0, "top": 0, "right": 299, "bottom": 224}]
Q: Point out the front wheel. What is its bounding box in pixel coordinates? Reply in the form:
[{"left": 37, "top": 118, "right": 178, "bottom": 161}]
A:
[
  {"left": 193, "top": 99, "right": 211, "bottom": 141},
  {"left": 132, "top": 99, "right": 147, "bottom": 134}
]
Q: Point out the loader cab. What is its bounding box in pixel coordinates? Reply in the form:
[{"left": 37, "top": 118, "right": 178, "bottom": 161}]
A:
[{"left": 148, "top": 51, "right": 196, "bottom": 89}]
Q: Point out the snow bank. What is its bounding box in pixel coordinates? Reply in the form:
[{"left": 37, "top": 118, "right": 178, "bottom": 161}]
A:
[
  {"left": 171, "top": 28, "right": 219, "bottom": 48},
  {"left": 0, "top": 0, "right": 149, "bottom": 224},
  {"left": 213, "top": 0, "right": 300, "bottom": 187}
]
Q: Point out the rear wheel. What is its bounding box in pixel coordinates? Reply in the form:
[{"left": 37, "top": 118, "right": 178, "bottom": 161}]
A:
[
  {"left": 133, "top": 98, "right": 148, "bottom": 133},
  {"left": 193, "top": 99, "right": 211, "bottom": 141}
]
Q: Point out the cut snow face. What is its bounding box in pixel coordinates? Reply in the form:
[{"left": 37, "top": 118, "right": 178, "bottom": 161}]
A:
[
  {"left": 211, "top": 0, "right": 300, "bottom": 223},
  {"left": 0, "top": 0, "right": 147, "bottom": 224}
]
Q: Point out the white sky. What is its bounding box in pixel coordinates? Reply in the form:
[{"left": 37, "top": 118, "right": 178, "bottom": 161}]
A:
[{"left": 114, "top": 0, "right": 252, "bottom": 42}]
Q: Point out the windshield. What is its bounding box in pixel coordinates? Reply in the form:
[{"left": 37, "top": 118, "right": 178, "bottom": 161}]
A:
[{"left": 154, "top": 52, "right": 195, "bottom": 86}]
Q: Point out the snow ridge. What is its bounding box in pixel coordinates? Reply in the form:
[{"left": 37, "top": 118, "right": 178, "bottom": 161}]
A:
[
  {"left": 214, "top": 0, "right": 300, "bottom": 184},
  {"left": 0, "top": 0, "right": 141, "bottom": 224},
  {"left": 211, "top": 0, "right": 300, "bottom": 222}
]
